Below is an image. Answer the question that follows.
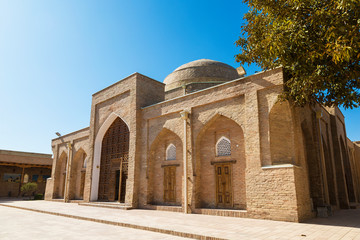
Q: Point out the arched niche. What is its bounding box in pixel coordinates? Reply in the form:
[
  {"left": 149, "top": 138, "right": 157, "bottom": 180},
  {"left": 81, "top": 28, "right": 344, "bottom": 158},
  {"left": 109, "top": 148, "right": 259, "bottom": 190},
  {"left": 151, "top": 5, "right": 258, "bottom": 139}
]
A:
[
  {"left": 195, "top": 114, "right": 246, "bottom": 210},
  {"left": 54, "top": 151, "right": 67, "bottom": 199},
  {"left": 340, "top": 137, "right": 356, "bottom": 202},
  {"left": 69, "top": 148, "right": 87, "bottom": 200},
  {"left": 322, "top": 136, "right": 337, "bottom": 205},
  {"left": 269, "top": 101, "right": 296, "bottom": 164},
  {"left": 301, "top": 121, "right": 326, "bottom": 209},
  {"left": 148, "top": 128, "right": 182, "bottom": 206}
]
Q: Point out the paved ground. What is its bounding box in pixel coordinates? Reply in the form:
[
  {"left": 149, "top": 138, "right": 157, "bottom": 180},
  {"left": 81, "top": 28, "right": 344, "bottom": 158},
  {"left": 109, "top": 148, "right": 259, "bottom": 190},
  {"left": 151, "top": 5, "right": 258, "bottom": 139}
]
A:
[
  {"left": 0, "top": 199, "right": 360, "bottom": 239},
  {"left": 0, "top": 205, "right": 189, "bottom": 240}
]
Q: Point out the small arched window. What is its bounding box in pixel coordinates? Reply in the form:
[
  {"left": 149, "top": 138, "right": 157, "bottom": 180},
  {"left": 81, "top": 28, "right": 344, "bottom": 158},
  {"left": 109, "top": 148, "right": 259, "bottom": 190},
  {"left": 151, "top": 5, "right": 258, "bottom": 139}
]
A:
[
  {"left": 216, "top": 137, "right": 231, "bottom": 156},
  {"left": 23, "top": 174, "right": 29, "bottom": 183},
  {"left": 83, "top": 158, "right": 87, "bottom": 168},
  {"left": 83, "top": 153, "right": 88, "bottom": 168},
  {"left": 166, "top": 144, "right": 176, "bottom": 160}
]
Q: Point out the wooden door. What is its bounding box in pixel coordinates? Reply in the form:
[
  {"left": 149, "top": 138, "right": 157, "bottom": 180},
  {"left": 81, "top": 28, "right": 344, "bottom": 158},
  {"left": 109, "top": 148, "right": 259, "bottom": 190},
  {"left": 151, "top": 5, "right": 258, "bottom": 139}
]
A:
[
  {"left": 80, "top": 171, "right": 85, "bottom": 199},
  {"left": 164, "top": 166, "right": 176, "bottom": 202},
  {"left": 215, "top": 164, "right": 232, "bottom": 208},
  {"left": 119, "top": 161, "right": 128, "bottom": 203},
  {"left": 115, "top": 170, "right": 120, "bottom": 201},
  {"left": 61, "top": 172, "right": 66, "bottom": 198}
]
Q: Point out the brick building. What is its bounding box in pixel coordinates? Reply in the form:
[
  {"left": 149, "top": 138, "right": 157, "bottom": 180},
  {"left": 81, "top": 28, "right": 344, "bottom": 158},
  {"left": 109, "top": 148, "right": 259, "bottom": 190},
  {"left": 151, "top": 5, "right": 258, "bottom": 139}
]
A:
[
  {"left": 45, "top": 59, "right": 360, "bottom": 222},
  {"left": 0, "top": 149, "right": 52, "bottom": 197}
]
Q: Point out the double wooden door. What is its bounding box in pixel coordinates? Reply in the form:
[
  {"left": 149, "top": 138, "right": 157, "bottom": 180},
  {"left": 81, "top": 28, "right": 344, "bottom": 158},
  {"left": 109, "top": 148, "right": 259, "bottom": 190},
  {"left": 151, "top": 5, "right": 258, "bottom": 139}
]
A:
[
  {"left": 215, "top": 163, "right": 232, "bottom": 208},
  {"left": 164, "top": 166, "right": 176, "bottom": 202}
]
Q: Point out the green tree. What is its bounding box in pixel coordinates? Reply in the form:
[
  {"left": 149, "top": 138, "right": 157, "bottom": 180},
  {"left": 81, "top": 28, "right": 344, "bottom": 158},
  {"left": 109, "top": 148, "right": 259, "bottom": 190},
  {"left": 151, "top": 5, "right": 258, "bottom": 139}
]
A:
[
  {"left": 21, "top": 182, "right": 38, "bottom": 199},
  {"left": 236, "top": 0, "right": 360, "bottom": 108}
]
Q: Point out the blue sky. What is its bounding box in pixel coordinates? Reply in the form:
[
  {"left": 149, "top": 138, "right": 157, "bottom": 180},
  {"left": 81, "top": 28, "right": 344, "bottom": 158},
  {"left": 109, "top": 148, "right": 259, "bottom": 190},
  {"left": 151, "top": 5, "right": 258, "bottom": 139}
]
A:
[{"left": 0, "top": 0, "right": 359, "bottom": 154}]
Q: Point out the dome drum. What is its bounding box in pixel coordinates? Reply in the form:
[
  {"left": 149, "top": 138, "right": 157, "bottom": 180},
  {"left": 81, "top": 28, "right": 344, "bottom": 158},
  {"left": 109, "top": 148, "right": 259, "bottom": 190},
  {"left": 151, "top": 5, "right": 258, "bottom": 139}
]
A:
[{"left": 164, "top": 59, "right": 240, "bottom": 92}]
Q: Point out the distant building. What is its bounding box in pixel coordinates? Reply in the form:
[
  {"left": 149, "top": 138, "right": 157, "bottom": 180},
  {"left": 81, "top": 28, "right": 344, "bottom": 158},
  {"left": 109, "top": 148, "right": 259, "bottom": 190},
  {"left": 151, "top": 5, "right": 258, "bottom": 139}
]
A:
[
  {"left": 0, "top": 149, "right": 52, "bottom": 197},
  {"left": 45, "top": 59, "right": 360, "bottom": 222}
]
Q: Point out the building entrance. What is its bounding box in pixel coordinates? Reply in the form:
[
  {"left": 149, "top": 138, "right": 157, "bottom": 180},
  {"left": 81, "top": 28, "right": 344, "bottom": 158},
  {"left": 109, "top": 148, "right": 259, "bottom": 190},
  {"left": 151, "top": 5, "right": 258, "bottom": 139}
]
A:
[
  {"left": 98, "top": 118, "right": 129, "bottom": 202},
  {"left": 164, "top": 166, "right": 176, "bottom": 202},
  {"left": 215, "top": 163, "right": 232, "bottom": 208}
]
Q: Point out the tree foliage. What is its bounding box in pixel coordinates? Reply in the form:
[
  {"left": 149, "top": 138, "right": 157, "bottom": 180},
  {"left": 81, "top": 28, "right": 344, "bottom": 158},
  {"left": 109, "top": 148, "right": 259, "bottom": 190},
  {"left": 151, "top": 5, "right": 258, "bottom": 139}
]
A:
[
  {"left": 21, "top": 182, "right": 38, "bottom": 199},
  {"left": 236, "top": 0, "right": 360, "bottom": 108}
]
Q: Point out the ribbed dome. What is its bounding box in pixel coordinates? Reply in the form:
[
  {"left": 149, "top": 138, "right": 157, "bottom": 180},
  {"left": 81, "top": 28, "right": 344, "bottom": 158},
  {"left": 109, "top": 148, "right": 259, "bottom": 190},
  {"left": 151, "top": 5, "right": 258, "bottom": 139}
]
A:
[{"left": 164, "top": 59, "right": 239, "bottom": 91}]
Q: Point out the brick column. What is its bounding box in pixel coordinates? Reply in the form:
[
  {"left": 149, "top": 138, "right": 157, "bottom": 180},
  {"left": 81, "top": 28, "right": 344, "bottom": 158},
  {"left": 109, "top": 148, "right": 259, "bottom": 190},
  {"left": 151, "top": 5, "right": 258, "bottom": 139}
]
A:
[
  {"left": 180, "top": 110, "right": 190, "bottom": 213},
  {"left": 64, "top": 142, "right": 73, "bottom": 202}
]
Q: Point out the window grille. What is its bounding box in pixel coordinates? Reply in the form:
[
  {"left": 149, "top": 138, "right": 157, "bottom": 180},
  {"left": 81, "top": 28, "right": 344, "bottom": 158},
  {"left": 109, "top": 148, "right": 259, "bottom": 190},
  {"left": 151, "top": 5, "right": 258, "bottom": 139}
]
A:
[
  {"left": 166, "top": 144, "right": 176, "bottom": 160},
  {"left": 216, "top": 137, "right": 231, "bottom": 156}
]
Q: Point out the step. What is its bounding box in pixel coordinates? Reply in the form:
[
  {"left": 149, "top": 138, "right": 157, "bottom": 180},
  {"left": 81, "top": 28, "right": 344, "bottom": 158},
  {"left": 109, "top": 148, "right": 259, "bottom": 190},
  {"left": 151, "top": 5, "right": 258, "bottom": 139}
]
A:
[
  {"left": 144, "top": 204, "right": 183, "bottom": 212},
  {"left": 349, "top": 203, "right": 360, "bottom": 209},
  {"left": 194, "top": 208, "right": 248, "bottom": 218},
  {"left": 78, "top": 202, "right": 132, "bottom": 210}
]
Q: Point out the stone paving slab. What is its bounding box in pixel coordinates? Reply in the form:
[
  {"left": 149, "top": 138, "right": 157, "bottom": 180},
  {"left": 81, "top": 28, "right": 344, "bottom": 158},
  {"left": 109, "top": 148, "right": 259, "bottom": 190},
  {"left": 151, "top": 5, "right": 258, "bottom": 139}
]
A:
[
  {"left": 1, "top": 199, "right": 360, "bottom": 240},
  {"left": 0, "top": 205, "right": 189, "bottom": 240}
]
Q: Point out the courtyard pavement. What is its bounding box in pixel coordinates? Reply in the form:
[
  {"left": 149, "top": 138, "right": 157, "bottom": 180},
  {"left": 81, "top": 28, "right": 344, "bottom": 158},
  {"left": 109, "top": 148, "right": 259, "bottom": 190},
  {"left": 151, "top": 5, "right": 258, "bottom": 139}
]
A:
[
  {"left": 0, "top": 199, "right": 359, "bottom": 240},
  {"left": 0, "top": 205, "right": 189, "bottom": 240}
]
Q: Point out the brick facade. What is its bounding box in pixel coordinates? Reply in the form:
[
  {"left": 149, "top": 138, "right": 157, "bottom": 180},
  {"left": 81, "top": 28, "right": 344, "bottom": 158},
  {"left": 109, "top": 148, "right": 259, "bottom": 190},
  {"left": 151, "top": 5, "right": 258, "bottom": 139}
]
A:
[{"left": 45, "top": 59, "right": 360, "bottom": 222}]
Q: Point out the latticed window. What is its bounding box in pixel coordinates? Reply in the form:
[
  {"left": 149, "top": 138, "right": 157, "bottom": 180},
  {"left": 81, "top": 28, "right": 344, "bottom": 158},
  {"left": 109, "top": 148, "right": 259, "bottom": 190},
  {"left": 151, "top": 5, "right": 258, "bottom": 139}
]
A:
[
  {"left": 166, "top": 144, "right": 176, "bottom": 160},
  {"left": 216, "top": 137, "right": 231, "bottom": 156}
]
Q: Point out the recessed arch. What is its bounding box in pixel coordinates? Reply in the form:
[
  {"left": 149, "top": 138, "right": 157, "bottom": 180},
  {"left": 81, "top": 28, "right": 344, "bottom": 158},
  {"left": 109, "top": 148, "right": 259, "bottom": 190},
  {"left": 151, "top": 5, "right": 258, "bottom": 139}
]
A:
[
  {"left": 195, "top": 113, "right": 243, "bottom": 140},
  {"left": 269, "top": 101, "right": 296, "bottom": 164},
  {"left": 322, "top": 136, "right": 337, "bottom": 205},
  {"left": 69, "top": 148, "right": 87, "bottom": 200},
  {"left": 148, "top": 128, "right": 182, "bottom": 205},
  {"left": 195, "top": 114, "right": 246, "bottom": 209},
  {"left": 301, "top": 120, "right": 326, "bottom": 209},
  {"left": 54, "top": 151, "right": 67, "bottom": 199},
  {"left": 91, "top": 112, "right": 130, "bottom": 201},
  {"left": 340, "top": 136, "right": 355, "bottom": 202}
]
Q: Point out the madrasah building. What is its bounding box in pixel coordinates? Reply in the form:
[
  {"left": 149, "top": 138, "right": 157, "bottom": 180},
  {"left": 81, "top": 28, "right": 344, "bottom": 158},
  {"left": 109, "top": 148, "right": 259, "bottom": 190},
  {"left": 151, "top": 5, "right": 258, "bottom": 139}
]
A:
[{"left": 45, "top": 59, "right": 360, "bottom": 222}]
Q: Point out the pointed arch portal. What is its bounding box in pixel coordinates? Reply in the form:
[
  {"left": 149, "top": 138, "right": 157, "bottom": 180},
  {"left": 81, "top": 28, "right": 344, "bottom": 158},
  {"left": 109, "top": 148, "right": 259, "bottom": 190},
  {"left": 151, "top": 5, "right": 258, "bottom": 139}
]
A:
[
  {"left": 98, "top": 117, "right": 129, "bottom": 202},
  {"left": 91, "top": 113, "right": 130, "bottom": 202}
]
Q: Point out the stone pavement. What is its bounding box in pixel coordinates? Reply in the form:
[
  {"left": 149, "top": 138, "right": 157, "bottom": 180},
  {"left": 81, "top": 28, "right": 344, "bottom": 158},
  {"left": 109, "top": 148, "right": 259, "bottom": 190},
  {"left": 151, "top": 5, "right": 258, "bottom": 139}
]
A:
[
  {"left": 0, "top": 205, "right": 189, "bottom": 240},
  {"left": 0, "top": 199, "right": 359, "bottom": 240}
]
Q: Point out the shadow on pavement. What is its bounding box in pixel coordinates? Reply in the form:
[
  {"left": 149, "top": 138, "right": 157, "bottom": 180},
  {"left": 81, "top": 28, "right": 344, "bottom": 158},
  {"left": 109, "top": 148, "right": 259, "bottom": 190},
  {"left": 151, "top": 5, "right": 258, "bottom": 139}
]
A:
[
  {"left": 0, "top": 197, "right": 31, "bottom": 203},
  {"left": 304, "top": 209, "right": 360, "bottom": 228}
]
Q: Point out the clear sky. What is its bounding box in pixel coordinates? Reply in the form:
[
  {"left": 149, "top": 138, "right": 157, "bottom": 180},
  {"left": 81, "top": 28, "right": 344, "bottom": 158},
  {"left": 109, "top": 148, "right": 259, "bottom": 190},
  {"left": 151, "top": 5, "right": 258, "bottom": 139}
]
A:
[{"left": 0, "top": 0, "right": 359, "bottom": 154}]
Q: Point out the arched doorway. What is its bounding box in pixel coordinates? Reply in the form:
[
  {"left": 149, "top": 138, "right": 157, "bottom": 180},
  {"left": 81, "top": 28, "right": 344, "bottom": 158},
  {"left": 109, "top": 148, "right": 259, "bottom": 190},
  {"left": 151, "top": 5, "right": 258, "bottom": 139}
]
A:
[
  {"left": 69, "top": 149, "right": 87, "bottom": 200},
  {"left": 340, "top": 137, "right": 355, "bottom": 203},
  {"left": 148, "top": 128, "right": 183, "bottom": 206},
  {"left": 195, "top": 115, "right": 246, "bottom": 210},
  {"left": 98, "top": 117, "right": 129, "bottom": 202},
  {"left": 54, "top": 151, "right": 67, "bottom": 199}
]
